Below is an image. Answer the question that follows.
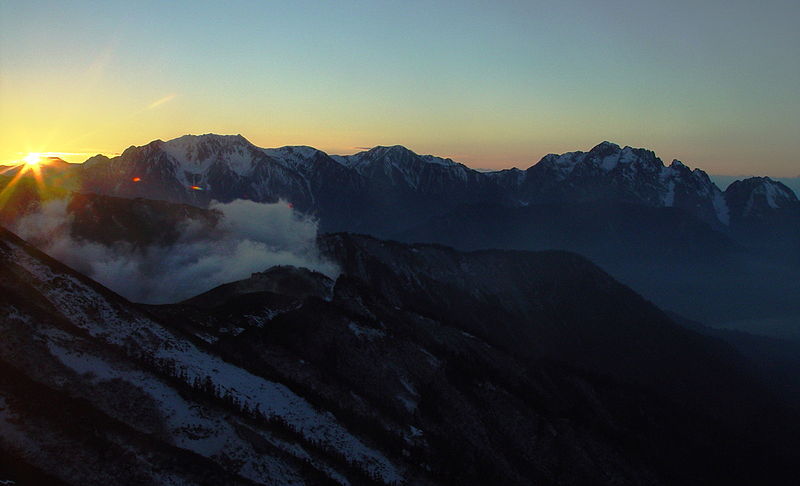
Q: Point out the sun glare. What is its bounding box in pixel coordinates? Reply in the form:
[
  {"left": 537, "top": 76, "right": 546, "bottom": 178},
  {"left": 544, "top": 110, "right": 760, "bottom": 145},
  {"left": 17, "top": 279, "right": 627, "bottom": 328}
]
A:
[
  {"left": 24, "top": 153, "right": 42, "bottom": 165},
  {"left": 0, "top": 152, "right": 48, "bottom": 211}
]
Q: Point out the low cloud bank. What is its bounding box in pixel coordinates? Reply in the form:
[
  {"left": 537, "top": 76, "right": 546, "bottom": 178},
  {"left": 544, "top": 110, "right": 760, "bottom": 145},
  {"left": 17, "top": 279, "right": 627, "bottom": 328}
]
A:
[{"left": 14, "top": 198, "right": 338, "bottom": 304}]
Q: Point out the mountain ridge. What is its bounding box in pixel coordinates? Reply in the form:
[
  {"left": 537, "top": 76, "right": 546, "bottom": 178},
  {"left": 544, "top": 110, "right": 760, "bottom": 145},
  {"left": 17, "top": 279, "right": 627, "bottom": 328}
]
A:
[{"left": 8, "top": 134, "right": 795, "bottom": 236}]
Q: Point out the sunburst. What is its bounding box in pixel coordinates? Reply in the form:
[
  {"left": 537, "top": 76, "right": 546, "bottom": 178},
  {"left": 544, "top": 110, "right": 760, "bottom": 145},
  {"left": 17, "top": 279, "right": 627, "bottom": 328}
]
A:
[
  {"left": 24, "top": 152, "right": 43, "bottom": 165},
  {"left": 0, "top": 153, "right": 48, "bottom": 211}
]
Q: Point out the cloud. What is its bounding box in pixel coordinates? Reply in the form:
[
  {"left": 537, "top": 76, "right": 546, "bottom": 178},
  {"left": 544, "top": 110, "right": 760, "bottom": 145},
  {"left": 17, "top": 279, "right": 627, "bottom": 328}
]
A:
[
  {"left": 147, "top": 93, "right": 177, "bottom": 110},
  {"left": 13, "top": 198, "right": 338, "bottom": 304}
]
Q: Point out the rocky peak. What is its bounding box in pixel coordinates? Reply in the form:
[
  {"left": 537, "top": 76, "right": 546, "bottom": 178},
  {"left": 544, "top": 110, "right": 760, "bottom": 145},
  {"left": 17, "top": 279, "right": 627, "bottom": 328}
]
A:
[
  {"left": 725, "top": 176, "right": 799, "bottom": 219},
  {"left": 588, "top": 140, "right": 621, "bottom": 157},
  {"left": 364, "top": 145, "right": 416, "bottom": 158},
  {"left": 162, "top": 134, "right": 253, "bottom": 160}
]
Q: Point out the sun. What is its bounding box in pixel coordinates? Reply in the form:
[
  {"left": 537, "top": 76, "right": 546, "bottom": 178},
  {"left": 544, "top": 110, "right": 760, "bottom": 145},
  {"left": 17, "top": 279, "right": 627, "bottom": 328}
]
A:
[{"left": 23, "top": 153, "right": 42, "bottom": 165}]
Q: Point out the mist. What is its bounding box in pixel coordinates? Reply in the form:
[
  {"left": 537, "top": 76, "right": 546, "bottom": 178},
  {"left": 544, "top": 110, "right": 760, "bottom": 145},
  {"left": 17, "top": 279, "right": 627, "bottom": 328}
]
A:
[{"left": 13, "top": 198, "right": 338, "bottom": 304}]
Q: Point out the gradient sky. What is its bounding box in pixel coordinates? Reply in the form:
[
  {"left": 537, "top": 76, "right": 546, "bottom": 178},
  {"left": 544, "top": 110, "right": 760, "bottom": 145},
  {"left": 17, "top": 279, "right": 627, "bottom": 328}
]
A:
[{"left": 1, "top": 0, "right": 798, "bottom": 175}]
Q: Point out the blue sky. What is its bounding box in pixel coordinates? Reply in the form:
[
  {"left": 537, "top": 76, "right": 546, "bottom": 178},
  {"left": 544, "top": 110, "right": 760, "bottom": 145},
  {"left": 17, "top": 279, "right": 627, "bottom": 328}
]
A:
[{"left": 1, "top": 0, "right": 798, "bottom": 175}]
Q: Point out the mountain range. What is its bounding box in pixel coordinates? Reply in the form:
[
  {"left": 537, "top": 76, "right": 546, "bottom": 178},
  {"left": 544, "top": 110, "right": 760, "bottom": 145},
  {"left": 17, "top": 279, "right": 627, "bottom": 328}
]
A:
[
  {"left": 2, "top": 134, "right": 797, "bottom": 330},
  {"left": 6, "top": 134, "right": 797, "bottom": 235}
]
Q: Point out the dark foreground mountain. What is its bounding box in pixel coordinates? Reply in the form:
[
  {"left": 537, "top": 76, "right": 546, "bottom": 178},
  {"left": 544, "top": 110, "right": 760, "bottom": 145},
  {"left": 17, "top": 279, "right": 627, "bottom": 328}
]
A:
[
  {"left": 0, "top": 227, "right": 404, "bottom": 485},
  {"left": 2, "top": 226, "right": 799, "bottom": 485}
]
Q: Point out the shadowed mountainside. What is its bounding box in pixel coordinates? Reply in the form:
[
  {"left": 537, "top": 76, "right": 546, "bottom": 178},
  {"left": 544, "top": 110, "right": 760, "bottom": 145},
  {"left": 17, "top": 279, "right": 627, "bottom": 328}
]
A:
[{"left": 3, "top": 225, "right": 799, "bottom": 484}]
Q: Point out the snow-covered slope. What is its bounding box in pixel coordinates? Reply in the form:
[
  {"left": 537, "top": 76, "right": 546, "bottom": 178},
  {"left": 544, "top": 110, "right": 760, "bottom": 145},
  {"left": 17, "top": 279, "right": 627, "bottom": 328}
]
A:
[
  {"left": 0, "top": 227, "right": 403, "bottom": 486},
  {"left": 721, "top": 176, "right": 800, "bottom": 256},
  {"left": 724, "top": 176, "right": 799, "bottom": 219},
  {"left": 161, "top": 134, "right": 256, "bottom": 177}
]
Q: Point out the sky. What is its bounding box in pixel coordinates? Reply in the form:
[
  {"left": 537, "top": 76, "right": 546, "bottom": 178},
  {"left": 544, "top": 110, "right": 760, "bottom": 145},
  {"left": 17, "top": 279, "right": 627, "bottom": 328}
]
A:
[{"left": 1, "top": 0, "right": 798, "bottom": 176}]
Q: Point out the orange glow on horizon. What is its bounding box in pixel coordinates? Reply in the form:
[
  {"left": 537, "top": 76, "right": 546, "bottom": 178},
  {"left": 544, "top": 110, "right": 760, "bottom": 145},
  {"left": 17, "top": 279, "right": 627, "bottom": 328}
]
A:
[{"left": 132, "top": 177, "right": 141, "bottom": 182}]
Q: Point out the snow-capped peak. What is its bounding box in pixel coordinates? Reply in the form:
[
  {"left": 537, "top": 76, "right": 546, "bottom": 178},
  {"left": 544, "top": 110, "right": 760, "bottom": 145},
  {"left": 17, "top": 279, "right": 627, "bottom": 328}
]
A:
[
  {"left": 366, "top": 145, "right": 416, "bottom": 157},
  {"left": 161, "top": 133, "right": 256, "bottom": 177},
  {"left": 529, "top": 142, "right": 731, "bottom": 224},
  {"left": 331, "top": 145, "right": 461, "bottom": 171},
  {"left": 757, "top": 177, "right": 797, "bottom": 208},
  {"left": 535, "top": 142, "right": 658, "bottom": 177},
  {"left": 589, "top": 140, "right": 622, "bottom": 154},
  {"left": 368, "top": 145, "right": 459, "bottom": 166},
  {"left": 262, "top": 145, "right": 326, "bottom": 167},
  {"left": 726, "top": 177, "right": 798, "bottom": 218},
  {"left": 419, "top": 154, "right": 460, "bottom": 167}
]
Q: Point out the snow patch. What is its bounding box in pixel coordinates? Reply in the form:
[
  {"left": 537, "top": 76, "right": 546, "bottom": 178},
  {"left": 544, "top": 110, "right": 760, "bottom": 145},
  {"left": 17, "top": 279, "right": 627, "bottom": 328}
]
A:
[
  {"left": 713, "top": 190, "right": 730, "bottom": 225},
  {"left": 348, "top": 322, "right": 386, "bottom": 341},
  {"left": 396, "top": 395, "right": 417, "bottom": 412},
  {"left": 662, "top": 180, "right": 676, "bottom": 206},
  {"left": 162, "top": 135, "right": 255, "bottom": 177},
  {"left": 46, "top": 341, "right": 311, "bottom": 484},
  {"left": 262, "top": 146, "right": 323, "bottom": 168},
  {"left": 9, "top": 241, "right": 403, "bottom": 484},
  {"left": 763, "top": 181, "right": 782, "bottom": 209}
]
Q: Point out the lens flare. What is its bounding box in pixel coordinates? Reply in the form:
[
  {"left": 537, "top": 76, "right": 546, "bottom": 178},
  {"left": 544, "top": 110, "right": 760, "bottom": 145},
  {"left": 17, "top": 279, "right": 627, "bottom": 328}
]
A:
[
  {"left": 0, "top": 153, "right": 47, "bottom": 211},
  {"left": 24, "top": 153, "right": 42, "bottom": 165}
]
